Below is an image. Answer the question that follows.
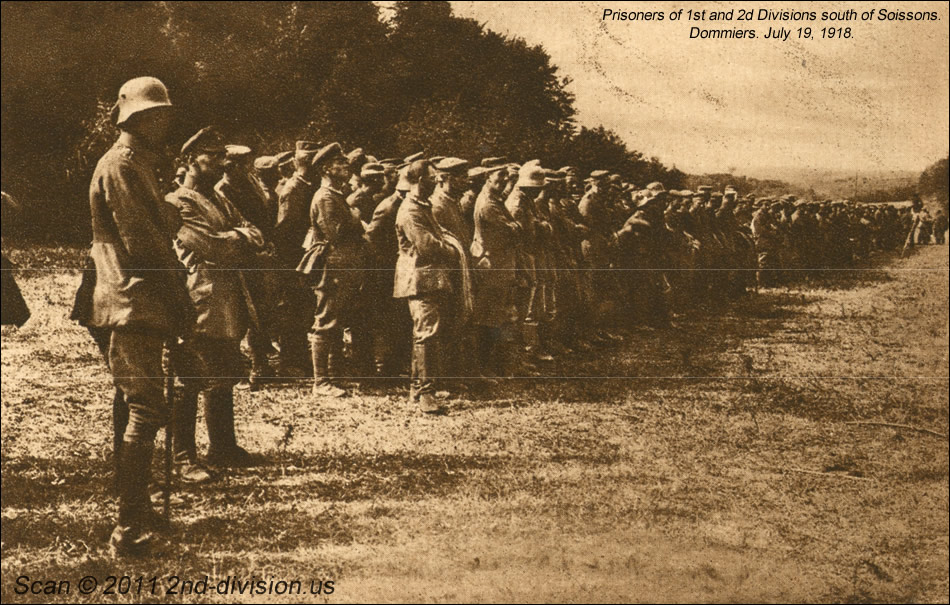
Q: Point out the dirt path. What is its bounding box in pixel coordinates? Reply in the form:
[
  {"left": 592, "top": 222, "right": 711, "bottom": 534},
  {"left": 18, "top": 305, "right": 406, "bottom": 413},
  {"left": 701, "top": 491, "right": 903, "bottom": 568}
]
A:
[{"left": 2, "top": 245, "right": 947, "bottom": 602}]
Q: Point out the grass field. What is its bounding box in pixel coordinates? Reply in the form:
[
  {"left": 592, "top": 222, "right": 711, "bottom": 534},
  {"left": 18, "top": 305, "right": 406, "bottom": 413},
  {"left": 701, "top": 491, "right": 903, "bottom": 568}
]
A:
[{"left": 2, "top": 244, "right": 947, "bottom": 603}]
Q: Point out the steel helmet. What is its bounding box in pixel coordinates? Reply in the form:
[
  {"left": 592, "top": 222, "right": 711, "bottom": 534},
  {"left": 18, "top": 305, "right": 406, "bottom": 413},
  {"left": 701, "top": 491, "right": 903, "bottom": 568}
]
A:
[{"left": 112, "top": 76, "right": 172, "bottom": 126}]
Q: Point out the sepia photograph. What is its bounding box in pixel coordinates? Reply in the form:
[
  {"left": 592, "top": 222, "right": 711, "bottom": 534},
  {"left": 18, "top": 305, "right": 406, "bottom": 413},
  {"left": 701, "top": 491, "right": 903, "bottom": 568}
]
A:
[{"left": 2, "top": 1, "right": 948, "bottom": 602}]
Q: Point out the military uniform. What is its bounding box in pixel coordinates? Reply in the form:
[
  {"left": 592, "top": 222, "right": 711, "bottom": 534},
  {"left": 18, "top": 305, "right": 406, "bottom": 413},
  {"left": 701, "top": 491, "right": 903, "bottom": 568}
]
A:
[
  {"left": 471, "top": 182, "right": 520, "bottom": 374},
  {"left": 273, "top": 169, "right": 317, "bottom": 374},
  {"left": 303, "top": 181, "right": 367, "bottom": 383},
  {"left": 166, "top": 180, "right": 265, "bottom": 467},
  {"left": 395, "top": 190, "right": 458, "bottom": 402}
]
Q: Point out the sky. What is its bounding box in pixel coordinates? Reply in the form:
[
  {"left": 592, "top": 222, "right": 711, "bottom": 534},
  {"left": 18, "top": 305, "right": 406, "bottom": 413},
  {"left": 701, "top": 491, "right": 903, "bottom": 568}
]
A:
[{"left": 450, "top": 1, "right": 949, "bottom": 176}]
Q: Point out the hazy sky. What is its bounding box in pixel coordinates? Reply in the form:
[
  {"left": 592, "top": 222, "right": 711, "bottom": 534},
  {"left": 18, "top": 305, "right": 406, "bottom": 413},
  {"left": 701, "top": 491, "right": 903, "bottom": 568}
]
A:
[{"left": 451, "top": 1, "right": 949, "bottom": 175}]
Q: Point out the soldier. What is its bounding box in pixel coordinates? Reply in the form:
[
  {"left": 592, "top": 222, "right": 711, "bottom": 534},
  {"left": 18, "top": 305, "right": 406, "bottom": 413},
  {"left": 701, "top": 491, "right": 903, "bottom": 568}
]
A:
[
  {"left": 934, "top": 209, "right": 948, "bottom": 245},
  {"left": 274, "top": 150, "right": 295, "bottom": 197},
  {"left": 347, "top": 162, "right": 385, "bottom": 224},
  {"left": 471, "top": 164, "right": 520, "bottom": 376},
  {"left": 506, "top": 162, "right": 553, "bottom": 363},
  {"left": 299, "top": 143, "right": 367, "bottom": 397},
  {"left": 364, "top": 156, "right": 417, "bottom": 377},
  {"left": 274, "top": 140, "right": 320, "bottom": 377},
  {"left": 88, "top": 77, "right": 192, "bottom": 556},
  {"left": 578, "top": 170, "right": 615, "bottom": 343},
  {"left": 216, "top": 145, "right": 271, "bottom": 236},
  {"left": 430, "top": 157, "right": 475, "bottom": 385},
  {"left": 167, "top": 126, "right": 267, "bottom": 473},
  {"left": 1, "top": 192, "right": 30, "bottom": 328},
  {"left": 253, "top": 155, "right": 281, "bottom": 227},
  {"left": 217, "top": 146, "right": 279, "bottom": 389},
  {"left": 395, "top": 159, "right": 460, "bottom": 412}
]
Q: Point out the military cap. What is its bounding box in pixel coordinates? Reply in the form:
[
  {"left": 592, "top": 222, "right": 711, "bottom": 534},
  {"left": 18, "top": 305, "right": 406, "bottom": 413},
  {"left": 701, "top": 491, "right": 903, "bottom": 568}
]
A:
[
  {"left": 366, "top": 154, "right": 378, "bottom": 164},
  {"left": 378, "top": 157, "right": 401, "bottom": 166},
  {"left": 181, "top": 126, "right": 226, "bottom": 156},
  {"left": 646, "top": 181, "right": 665, "bottom": 192},
  {"left": 544, "top": 169, "right": 567, "bottom": 183},
  {"left": 395, "top": 164, "right": 412, "bottom": 191},
  {"left": 347, "top": 147, "right": 366, "bottom": 168},
  {"left": 253, "top": 155, "right": 278, "bottom": 172},
  {"left": 294, "top": 140, "right": 321, "bottom": 163},
  {"left": 481, "top": 156, "right": 507, "bottom": 168},
  {"left": 434, "top": 157, "right": 469, "bottom": 175},
  {"left": 403, "top": 152, "right": 425, "bottom": 164},
  {"left": 609, "top": 173, "right": 622, "bottom": 183},
  {"left": 360, "top": 162, "right": 385, "bottom": 178},
  {"left": 516, "top": 163, "right": 546, "bottom": 188},
  {"left": 698, "top": 185, "right": 713, "bottom": 192},
  {"left": 468, "top": 166, "right": 488, "bottom": 178},
  {"left": 428, "top": 155, "right": 446, "bottom": 165},
  {"left": 405, "top": 159, "right": 433, "bottom": 185},
  {"left": 311, "top": 142, "right": 344, "bottom": 170},
  {"left": 678, "top": 190, "right": 694, "bottom": 198},
  {"left": 559, "top": 165, "right": 577, "bottom": 174},
  {"left": 225, "top": 144, "right": 253, "bottom": 159},
  {"left": 275, "top": 150, "right": 294, "bottom": 166},
  {"left": 590, "top": 170, "right": 609, "bottom": 179}
]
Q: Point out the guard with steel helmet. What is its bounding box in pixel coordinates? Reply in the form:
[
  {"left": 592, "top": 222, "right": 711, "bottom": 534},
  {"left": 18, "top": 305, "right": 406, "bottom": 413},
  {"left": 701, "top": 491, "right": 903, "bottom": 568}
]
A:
[{"left": 88, "top": 77, "right": 192, "bottom": 556}]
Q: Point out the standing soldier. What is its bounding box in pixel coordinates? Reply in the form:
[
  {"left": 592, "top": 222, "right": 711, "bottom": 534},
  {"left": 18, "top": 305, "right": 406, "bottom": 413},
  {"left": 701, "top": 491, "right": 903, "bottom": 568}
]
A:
[
  {"left": 88, "top": 77, "right": 192, "bottom": 555},
  {"left": 216, "top": 145, "right": 278, "bottom": 389},
  {"left": 299, "top": 143, "right": 366, "bottom": 397},
  {"left": 430, "top": 157, "right": 475, "bottom": 385},
  {"left": 395, "top": 159, "right": 460, "bottom": 412},
  {"left": 274, "top": 141, "right": 320, "bottom": 377},
  {"left": 471, "top": 164, "right": 520, "bottom": 377},
  {"left": 578, "top": 170, "right": 614, "bottom": 343},
  {"left": 364, "top": 157, "right": 416, "bottom": 377},
  {"left": 347, "top": 162, "right": 386, "bottom": 224},
  {"left": 167, "top": 127, "right": 267, "bottom": 471}
]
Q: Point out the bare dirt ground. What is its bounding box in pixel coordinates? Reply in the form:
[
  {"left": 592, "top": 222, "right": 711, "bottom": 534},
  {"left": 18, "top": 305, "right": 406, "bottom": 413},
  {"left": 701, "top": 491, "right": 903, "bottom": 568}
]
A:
[{"left": 2, "top": 245, "right": 948, "bottom": 603}]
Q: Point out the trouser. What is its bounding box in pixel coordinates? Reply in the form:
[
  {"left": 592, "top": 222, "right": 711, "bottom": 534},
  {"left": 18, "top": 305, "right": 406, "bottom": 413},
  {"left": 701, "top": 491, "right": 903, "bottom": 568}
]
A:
[
  {"left": 277, "top": 276, "right": 314, "bottom": 372},
  {"left": 407, "top": 295, "right": 446, "bottom": 398},
  {"left": 175, "top": 336, "right": 243, "bottom": 460},
  {"left": 311, "top": 266, "right": 364, "bottom": 382},
  {"left": 107, "top": 329, "right": 167, "bottom": 530}
]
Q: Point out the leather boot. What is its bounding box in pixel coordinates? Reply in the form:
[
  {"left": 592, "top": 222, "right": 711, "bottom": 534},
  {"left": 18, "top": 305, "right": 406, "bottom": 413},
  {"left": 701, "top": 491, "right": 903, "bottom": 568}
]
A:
[
  {"left": 416, "top": 340, "right": 445, "bottom": 414},
  {"left": 204, "top": 390, "right": 254, "bottom": 468},
  {"left": 110, "top": 440, "right": 156, "bottom": 557},
  {"left": 173, "top": 385, "right": 199, "bottom": 463},
  {"left": 112, "top": 389, "right": 128, "bottom": 495},
  {"left": 311, "top": 335, "right": 346, "bottom": 397},
  {"left": 172, "top": 385, "right": 212, "bottom": 483}
]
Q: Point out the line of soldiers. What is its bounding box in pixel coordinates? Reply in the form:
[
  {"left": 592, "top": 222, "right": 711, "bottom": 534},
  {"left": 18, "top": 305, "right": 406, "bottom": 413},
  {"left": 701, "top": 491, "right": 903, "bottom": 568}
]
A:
[{"left": 76, "top": 77, "right": 941, "bottom": 557}]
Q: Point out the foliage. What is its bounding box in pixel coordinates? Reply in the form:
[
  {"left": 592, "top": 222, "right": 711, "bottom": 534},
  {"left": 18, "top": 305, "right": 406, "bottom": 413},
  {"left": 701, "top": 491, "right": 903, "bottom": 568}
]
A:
[{"left": 2, "top": 1, "right": 681, "bottom": 242}]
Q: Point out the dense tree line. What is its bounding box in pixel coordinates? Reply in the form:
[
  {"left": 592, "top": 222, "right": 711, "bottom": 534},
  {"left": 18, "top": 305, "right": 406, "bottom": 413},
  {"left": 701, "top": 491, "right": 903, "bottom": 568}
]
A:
[{"left": 1, "top": 1, "right": 683, "bottom": 242}]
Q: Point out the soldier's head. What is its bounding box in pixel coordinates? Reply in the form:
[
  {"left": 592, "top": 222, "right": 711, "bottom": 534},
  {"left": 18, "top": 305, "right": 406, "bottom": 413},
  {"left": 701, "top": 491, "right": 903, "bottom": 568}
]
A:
[
  {"left": 276, "top": 150, "right": 295, "bottom": 179},
  {"left": 516, "top": 161, "right": 545, "bottom": 197},
  {"left": 406, "top": 159, "right": 436, "bottom": 199},
  {"left": 358, "top": 162, "right": 385, "bottom": 194},
  {"left": 223, "top": 145, "right": 253, "bottom": 174},
  {"left": 434, "top": 158, "right": 470, "bottom": 195},
  {"left": 112, "top": 77, "right": 173, "bottom": 146},
  {"left": 294, "top": 140, "right": 321, "bottom": 177},
  {"left": 312, "top": 143, "right": 350, "bottom": 188},
  {"left": 254, "top": 155, "right": 280, "bottom": 189},
  {"left": 180, "top": 126, "right": 227, "bottom": 187}
]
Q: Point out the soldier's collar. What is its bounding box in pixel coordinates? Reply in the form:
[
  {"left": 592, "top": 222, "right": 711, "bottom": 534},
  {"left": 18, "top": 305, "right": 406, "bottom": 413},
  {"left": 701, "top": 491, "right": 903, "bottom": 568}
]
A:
[
  {"left": 408, "top": 193, "right": 432, "bottom": 207},
  {"left": 115, "top": 132, "right": 162, "bottom": 165}
]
